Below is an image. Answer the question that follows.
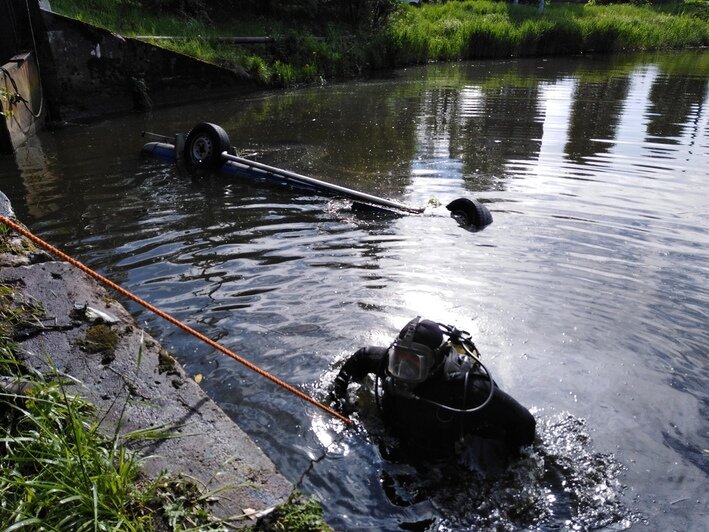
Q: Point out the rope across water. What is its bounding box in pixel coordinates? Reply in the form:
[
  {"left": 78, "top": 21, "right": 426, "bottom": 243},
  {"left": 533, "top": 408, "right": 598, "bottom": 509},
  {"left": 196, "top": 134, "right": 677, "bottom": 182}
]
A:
[{"left": 0, "top": 215, "right": 352, "bottom": 426}]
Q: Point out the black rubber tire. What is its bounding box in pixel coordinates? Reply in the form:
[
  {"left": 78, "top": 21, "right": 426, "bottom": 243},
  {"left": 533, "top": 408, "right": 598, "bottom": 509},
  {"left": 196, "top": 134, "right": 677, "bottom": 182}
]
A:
[
  {"left": 446, "top": 197, "right": 493, "bottom": 229},
  {"left": 184, "top": 122, "right": 231, "bottom": 171}
]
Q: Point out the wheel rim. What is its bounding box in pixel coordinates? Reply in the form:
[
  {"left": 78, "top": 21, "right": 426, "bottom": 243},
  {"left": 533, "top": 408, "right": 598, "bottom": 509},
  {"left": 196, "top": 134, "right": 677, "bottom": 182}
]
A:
[{"left": 190, "top": 134, "right": 213, "bottom": 163}]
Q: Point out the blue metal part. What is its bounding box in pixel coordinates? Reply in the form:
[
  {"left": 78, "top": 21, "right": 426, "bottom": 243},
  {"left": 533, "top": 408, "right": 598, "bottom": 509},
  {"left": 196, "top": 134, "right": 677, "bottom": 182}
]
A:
[{"left": 141, "top": 141, "right": 410, "bottom": 212}]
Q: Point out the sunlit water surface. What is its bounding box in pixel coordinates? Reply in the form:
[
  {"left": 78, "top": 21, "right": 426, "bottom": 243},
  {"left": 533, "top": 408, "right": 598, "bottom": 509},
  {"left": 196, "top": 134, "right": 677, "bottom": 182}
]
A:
[{"left": 1, "top": 51, "right": 707, "bottom": 530}]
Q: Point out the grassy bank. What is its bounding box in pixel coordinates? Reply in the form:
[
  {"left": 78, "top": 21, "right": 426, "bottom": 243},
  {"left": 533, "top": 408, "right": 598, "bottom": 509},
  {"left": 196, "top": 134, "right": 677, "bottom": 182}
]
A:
[
  {"left": 390, "top": 0, "right": 709, "bottom": 64},
  {"left": 0, "top": 333, "right": 328, "bottom": 531},
  {"left": 0, "top": 279, "right": 225, "bottom": 529},
  {"left": 0, "top": 230, "right": 329, "bottom": 531},
  {"left": 51, "top": 0, "right": 366, "bottom": 86},
  {"left": 50, "top": 0, "right": 709, "bottom": 87}
]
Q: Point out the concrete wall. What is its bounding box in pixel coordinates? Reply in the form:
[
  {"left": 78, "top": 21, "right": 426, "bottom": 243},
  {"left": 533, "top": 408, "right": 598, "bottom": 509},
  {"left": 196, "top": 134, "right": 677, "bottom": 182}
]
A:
[
  {"left": 43, "top": 10, "right": 259, "bottom": 121},
  {"left": 2, "top": 1, "right": 261, "bottom": 151}
]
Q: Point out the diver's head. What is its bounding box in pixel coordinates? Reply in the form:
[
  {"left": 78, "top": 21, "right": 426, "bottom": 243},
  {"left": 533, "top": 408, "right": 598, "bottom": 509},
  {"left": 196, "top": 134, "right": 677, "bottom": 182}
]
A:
[{"left": 386, "top": 317, "right": 444, "bottom": 384}]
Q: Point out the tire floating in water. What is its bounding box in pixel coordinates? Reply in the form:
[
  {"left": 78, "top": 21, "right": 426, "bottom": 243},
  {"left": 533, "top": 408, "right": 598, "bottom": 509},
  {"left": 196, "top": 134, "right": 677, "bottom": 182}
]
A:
[{"left": 446, "top": 197, "right": 493, "bottom": 230}]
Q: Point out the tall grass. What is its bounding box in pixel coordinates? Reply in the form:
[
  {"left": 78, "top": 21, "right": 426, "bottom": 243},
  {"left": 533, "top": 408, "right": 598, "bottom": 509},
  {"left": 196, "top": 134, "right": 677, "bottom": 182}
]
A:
[
  {"left": 0, "top": 280, "right": 224, "bottom": 530},
  {"left": 0, "top": 370, "right": 154, "bottom": 530},
  {"left": 389, "top": 1, "right": 709, "bottom": 64},
  {"left": 50, "top": 0, "right": 709, "bottom": 86}
]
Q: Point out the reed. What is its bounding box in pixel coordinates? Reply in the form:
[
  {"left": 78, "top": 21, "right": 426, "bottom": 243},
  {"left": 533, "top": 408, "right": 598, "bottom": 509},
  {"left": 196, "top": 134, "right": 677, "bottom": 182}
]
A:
[{"left": 389, "top": 1, "right": 709, "bottom": 64}]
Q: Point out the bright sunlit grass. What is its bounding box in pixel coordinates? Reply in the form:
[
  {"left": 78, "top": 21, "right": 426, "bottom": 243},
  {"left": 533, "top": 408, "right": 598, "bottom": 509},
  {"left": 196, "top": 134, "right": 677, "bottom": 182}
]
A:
[
  {"left": 49, "top": 0, "right": 709, "bottom": 86},
  {"left": 390, "top": 0, "right": 709, "bottom": 63}
]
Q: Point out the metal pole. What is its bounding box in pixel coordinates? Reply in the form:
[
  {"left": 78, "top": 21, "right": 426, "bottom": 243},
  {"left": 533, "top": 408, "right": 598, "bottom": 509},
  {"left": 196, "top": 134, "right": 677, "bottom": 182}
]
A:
[
  {"left": 221, "top": 152, "right": 424, "bottom": 214},
  {"left": 133, "top": 36, "right": 274, "bottom": 44}
]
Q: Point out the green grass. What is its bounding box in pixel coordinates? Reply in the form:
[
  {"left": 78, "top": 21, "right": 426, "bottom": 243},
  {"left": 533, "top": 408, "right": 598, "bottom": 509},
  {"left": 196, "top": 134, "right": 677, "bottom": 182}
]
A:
[
  {"left": 0, "top": 360, "right": 231, "bottom": 530},
  {"left": 0, "top": 372, "right": 152, "bottom": 530},
  {"left": 0, "top": 279, "right": 225, "bottom": 530},
  {"left": 389, "top": 1, "right": 709, "bottom": 64},
  {"left": 50, "top": 0, "right": 372, "bottom": 87},
  {"left": 49, "top": 0, "right": 709, "bottom": 87},
  {"left": 246, "top": 492, "right": 331, "bottom": 532}
]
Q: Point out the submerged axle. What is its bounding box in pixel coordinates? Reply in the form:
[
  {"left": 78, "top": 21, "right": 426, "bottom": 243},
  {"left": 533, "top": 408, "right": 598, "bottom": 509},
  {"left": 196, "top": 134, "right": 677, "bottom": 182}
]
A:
[{"left": 141, "top": 122, "right": 493, "bottom": 229}]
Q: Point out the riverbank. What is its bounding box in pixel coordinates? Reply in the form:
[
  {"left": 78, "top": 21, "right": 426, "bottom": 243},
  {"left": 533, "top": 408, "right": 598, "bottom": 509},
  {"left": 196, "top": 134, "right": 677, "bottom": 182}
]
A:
[
  {"left": 49, "top": 0, "right": 709, "bottom": 87},
  {"left": 0, "top": 195, "right": 329, "bottom": 530}
]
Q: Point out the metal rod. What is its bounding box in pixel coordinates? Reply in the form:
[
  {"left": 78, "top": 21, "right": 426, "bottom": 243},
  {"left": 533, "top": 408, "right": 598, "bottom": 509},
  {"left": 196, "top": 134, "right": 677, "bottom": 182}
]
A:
[
  {"left": 141, "top": 131, "right": 173, "bottom": 143},
  {"left": 133, "top": 36, "right": 274, "bottom": 44},
  {"left": 221, "top": 152, "right": 424, "bottom": 214}
]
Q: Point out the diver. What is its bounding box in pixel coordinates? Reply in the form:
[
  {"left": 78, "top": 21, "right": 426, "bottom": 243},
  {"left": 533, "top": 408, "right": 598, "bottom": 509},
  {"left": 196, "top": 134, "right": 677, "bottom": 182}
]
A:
[{"left": 332, "top": 317, "right": 536, "bottom": 456}]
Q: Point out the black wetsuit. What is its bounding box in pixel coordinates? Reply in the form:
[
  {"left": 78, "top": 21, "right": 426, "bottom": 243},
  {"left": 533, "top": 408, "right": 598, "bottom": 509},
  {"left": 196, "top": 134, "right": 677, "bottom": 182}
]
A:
[{"left": 334, "top": 346, "right": 536, "bottom": 454}]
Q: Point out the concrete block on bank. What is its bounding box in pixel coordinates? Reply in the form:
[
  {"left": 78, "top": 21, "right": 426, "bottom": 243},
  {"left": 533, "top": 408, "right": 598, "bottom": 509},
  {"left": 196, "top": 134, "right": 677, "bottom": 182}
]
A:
[
  {"left": 42, "top": 10, "right": 260, "bottom": 121},
  {"left": 0, "top": 212, "right": 292, "bottom": 521}
]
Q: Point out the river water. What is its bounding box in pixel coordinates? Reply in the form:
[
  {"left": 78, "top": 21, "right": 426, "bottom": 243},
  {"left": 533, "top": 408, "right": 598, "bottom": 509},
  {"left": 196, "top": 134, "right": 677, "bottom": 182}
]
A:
[{"left": 1, "top": 51, "right": 707, "bottom": 530}]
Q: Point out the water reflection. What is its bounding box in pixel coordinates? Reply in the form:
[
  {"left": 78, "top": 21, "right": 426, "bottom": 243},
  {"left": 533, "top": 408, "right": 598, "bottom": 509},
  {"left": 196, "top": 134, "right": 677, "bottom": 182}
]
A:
[
  {"left": 647, "top": 70, "right": 708, "bottom": 142},
  {"left": 0, "top": 51, "right": 707, "bottom": 530},
  {"left": 566, "top": 75, "right": 631, "bottom": 162}
]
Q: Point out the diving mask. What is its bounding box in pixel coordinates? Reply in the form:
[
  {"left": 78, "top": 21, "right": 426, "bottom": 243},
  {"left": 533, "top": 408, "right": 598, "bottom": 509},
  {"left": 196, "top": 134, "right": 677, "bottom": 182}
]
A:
[{"left": 387, "top": 339, "right": 437, "bottom": 384}]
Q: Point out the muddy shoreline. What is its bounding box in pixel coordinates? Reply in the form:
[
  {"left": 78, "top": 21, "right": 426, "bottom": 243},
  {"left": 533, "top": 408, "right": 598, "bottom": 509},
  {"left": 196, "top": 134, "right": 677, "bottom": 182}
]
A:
[{"left": 0, "top": 193, "right": 292, "bottom": 525}]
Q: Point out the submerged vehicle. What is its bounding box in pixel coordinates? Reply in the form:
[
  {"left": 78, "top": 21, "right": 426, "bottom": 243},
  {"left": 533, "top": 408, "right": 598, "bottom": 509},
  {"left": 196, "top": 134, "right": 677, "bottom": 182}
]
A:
[{"left": 141, "top": 122, "right": 493, "bottom": 230}]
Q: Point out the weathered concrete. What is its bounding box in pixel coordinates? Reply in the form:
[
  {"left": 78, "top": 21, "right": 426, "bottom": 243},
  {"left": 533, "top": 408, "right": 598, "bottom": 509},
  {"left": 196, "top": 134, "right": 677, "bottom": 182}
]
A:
[
  {"left": 42, "top": 9, "right": 261, "bottom": 121},
  {"left": 3, "top": 1, "right": 263, "bottom": 150},
  {"left": 0, "top": 195, "right": 292, "bottom": 525}
]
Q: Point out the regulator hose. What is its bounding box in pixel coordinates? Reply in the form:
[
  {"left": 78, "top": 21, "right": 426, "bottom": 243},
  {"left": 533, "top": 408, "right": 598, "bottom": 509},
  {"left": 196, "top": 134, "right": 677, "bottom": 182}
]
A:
[
  {"left": 389, "top": 323, "right": 497, "bottom": 414},
  {"left": 408, "top": 354, "right": 496, "bottom": 414}
]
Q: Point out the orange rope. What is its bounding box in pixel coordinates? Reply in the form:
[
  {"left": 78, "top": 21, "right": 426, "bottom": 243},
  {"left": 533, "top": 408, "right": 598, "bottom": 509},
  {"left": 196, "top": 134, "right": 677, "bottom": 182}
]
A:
[{"left": 0, "top": 215, "right": 352, "bottom": 425}]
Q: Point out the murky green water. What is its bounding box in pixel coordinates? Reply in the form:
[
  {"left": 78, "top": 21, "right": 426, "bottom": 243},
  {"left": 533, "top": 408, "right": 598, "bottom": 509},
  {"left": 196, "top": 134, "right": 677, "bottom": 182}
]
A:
[{"left": 1, "top": 50, "right": 707, "bottom": 530}]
